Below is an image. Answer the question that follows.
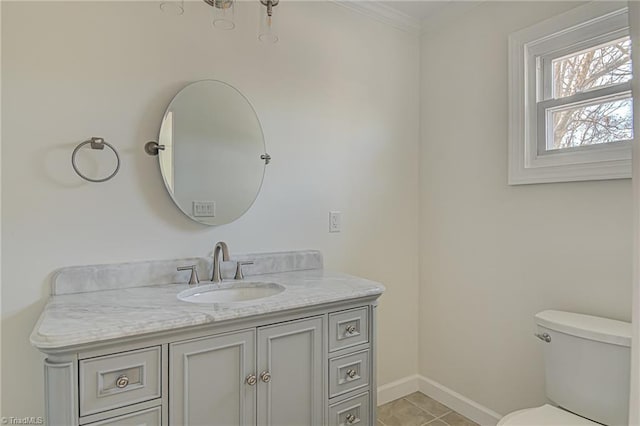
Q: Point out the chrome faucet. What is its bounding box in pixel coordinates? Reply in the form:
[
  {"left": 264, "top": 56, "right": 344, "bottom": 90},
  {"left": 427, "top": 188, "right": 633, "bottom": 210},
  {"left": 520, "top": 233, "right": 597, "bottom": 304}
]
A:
[{"left": 212, "top": 241, "right": 230, "bottom": 282}]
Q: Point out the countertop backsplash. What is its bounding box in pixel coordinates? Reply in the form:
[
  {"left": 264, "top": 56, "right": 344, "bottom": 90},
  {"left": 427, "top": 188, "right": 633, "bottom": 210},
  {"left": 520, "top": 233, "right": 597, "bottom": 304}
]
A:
[{"left": 51, "top": 250, "right": 324, "bottom": 295}]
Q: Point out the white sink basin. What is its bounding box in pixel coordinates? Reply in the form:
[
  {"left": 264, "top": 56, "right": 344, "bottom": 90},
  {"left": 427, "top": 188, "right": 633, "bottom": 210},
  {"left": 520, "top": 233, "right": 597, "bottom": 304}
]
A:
[{"left": 177, "top": 282, "right": 285, "bottom": 304}]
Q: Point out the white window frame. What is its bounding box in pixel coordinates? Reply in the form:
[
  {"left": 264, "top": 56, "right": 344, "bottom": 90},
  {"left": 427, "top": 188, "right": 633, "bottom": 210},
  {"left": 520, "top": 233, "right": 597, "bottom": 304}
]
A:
[{"left": 508, "top": 2, "right": 632, "bottom": 185}]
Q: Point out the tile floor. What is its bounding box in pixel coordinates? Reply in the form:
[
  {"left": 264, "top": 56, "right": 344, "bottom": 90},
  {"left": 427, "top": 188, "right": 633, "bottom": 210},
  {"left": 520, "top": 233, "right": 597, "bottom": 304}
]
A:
[{"left": 377, "top": 392, "right": 480, "bottom": 426}]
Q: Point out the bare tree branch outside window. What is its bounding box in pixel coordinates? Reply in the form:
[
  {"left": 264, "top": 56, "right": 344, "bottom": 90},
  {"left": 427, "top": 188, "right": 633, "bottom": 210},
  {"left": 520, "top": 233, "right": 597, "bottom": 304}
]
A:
[{"left": 550, "top": 37, "right": 633, "bottom": 149}]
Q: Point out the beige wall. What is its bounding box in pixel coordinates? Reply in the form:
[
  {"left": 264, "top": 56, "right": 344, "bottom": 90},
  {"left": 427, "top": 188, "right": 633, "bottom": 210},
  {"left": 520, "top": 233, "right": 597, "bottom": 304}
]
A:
[
  {"left": 419, "top": 1, "right": 633, "bottom": 416},
  {"left": 1, "top": 1, "right": 420, "bottom": 417}
]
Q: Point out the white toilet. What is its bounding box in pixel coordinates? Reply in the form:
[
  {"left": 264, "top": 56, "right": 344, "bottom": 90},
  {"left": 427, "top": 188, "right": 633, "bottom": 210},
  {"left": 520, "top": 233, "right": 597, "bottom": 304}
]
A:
[{"left": 498, "top": 310, "right": 631, "bottom": 426}]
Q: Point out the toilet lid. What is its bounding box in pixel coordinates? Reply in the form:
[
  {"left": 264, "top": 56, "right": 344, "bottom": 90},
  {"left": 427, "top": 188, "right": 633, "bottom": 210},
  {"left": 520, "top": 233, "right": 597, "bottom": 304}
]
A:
[{"left": 498, "top": 405, "right": 600, "bottom": 426}]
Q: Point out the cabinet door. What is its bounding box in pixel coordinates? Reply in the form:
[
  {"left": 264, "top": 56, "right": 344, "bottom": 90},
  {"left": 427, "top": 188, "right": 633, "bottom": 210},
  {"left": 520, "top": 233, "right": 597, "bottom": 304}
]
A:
[
  {"left": 257, "top": 316, "right": 324, "bottom": 426},
  {"left": 170, "top": 329, "right": 256, "bottom": 426}
]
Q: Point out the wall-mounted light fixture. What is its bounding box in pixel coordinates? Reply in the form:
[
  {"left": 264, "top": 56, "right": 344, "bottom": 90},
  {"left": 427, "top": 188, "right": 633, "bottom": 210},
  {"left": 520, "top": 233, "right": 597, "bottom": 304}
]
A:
[
  {"left": 258, "top": 0, "right": 279, "bottom": 43},
  {"left": 162, "top": 0, "right": 280, "bottom": 43},
  {"left": 204, "top": 0, "right": 236, "bottom": 30},
  {"left": 159, "top": 0, "right": 184, "bottom": 15}
]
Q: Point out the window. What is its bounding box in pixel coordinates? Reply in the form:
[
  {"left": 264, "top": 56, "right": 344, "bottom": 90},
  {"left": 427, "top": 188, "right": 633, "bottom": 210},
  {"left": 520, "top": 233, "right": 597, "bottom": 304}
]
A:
[{"left": 508, "top": 3, "right": 633, "bottom": 184}]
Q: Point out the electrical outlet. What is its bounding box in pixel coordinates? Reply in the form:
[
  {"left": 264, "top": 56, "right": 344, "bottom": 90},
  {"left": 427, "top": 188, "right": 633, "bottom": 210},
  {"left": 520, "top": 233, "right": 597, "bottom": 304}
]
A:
[
  {"left": 329, "top": 211, "right": 341, "bottom": 233},
  {"left": 193, "top": 201, "right": 216, "bottom": 217}
]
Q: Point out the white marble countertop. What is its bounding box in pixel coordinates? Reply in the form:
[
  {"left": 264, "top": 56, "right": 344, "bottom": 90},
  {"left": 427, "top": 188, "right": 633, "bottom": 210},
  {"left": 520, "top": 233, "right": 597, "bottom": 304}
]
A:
[{"left": 30, "top": 269, "right": 385, "bottom": 351}]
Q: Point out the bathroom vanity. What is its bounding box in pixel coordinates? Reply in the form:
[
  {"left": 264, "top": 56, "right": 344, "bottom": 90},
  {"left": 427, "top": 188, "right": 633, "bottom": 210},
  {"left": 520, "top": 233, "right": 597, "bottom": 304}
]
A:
[{"left": 31, "top": 251, "right": 384, "bottom": 426}]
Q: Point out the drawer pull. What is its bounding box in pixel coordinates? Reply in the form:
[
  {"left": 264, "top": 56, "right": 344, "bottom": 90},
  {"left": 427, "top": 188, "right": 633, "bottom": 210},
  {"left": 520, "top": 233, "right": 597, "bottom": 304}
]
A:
[
  {"left": 260, "top": 371, "right": 271, "bottom": 383},
  {"left": 346, "top": 414, "right": 357, "bottom": 423},
  {"left": 115, "top": 374, "right": 129, "bottom": 389},
  {"left": 345, "top": 325, "right": 357, "bottom": 334},
  {"left": 346, "top": 369, "right": 357, "bottom": 379},
  {"left": 245, "top": 374, "right": 257, "bottom": 386}
]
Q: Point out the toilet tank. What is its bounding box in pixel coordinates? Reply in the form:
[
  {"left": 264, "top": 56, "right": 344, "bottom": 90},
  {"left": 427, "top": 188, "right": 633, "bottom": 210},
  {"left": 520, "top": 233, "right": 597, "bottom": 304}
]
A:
[{"left": 535, "top": 310, "right": 631, "bottom": 426}]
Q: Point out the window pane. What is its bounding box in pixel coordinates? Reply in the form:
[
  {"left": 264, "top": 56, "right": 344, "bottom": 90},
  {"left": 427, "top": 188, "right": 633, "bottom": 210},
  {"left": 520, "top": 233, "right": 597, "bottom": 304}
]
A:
[
  {"left": 552, "top": 37, "right": 632, "bottom": 98},
  {"left": 550, "top": 97, "right": 633, "bottom": 150}
]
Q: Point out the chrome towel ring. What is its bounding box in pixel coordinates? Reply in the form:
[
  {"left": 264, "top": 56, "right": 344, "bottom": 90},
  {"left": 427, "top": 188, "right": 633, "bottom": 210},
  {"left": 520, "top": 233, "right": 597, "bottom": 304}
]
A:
[{"left": 71, "top": 137, "right": 120, "bottom": 183}]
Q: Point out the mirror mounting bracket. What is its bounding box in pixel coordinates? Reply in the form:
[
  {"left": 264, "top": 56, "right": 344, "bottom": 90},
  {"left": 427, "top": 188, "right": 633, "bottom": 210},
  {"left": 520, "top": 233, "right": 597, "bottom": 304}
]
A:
[{"left": 144, "top": 141, "right": 165, "bottom": 156}]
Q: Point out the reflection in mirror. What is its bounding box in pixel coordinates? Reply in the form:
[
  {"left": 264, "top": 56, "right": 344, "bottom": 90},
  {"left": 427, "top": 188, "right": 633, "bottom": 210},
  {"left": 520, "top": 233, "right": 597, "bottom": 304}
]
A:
[{"left": 158, "top": 80, "right": 267, "bottom": 225}]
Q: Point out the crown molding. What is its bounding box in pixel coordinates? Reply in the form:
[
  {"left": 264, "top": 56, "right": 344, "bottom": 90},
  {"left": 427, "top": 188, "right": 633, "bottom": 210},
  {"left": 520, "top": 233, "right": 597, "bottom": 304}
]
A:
[{"left": 330, "top": 1, "right": 422, "bottom": 36}]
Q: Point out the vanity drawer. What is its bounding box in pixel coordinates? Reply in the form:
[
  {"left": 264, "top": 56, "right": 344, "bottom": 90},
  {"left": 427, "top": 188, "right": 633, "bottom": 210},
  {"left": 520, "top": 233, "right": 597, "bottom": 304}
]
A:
[
  {"left": 86, "top": 406, "right": 161, "bottom": 426},
  {"left": 329, "top": 307, "right": 369, "bottom": 352},
  {"left": 329, "top": 349, "right": 370, "bottom": 398},
  {"left": 79, "top": 346, "right": 161, "bottom": 416},
  {"left": 328, "top": 392, "right": 370, "bottom": 426}
]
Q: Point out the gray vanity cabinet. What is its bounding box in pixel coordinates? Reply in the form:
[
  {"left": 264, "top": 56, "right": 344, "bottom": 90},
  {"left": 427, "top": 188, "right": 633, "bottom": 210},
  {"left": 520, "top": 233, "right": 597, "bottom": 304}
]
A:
[
  {"left": 38, "top": 301, "right": 378, "bottom": 426},
  {"left": 256, "top": 316, "right": 323, "bottom": 426},
  {"left": 169, "top": 329, "right": 257, "bottom": 426},
  {"left": 169, "top": 316, "right": 324, "bottom": 426}
]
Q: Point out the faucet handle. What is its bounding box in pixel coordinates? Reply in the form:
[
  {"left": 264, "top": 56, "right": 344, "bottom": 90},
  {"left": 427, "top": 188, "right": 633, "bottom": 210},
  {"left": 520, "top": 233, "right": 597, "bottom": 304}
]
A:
[
  {"left": 177, "top": 265, "right": 200, "bottom": 286},
  {"left": 234, "top": 261, "right": 254, "bottom": 280}
]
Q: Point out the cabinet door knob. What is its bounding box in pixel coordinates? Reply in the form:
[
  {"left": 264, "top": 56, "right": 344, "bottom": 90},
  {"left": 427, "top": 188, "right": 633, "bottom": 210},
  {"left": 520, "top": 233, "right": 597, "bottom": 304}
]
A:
[
  {"left": 346, "top": 325, "right": 357, "bottom": 334},
  {"left": 346, "top": 414, "right": 357, "bottom": 423},
  {"left": 260, "top": 371, "right": 271, "bottom": 383},
  {"left": 115, "top": 374, "right": 129, "bottom": 389},
  {"left": 535, "top": 332, "right": 551, "bottom": 343},
  {"left": 346, "top": 369, "right": 357, "bottom": 379},
  {"left": 245, "top": 374, "right": 257, "bottom": 386}
]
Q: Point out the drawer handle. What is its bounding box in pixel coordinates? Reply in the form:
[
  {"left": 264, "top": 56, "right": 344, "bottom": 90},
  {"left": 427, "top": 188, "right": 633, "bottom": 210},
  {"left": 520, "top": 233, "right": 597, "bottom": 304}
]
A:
[
  {"left": 260, "top": 371, "right": 271, "bottom": 383},
  {"left": 115, "top": 374, "right": 129, "bottom": 389},
  {"left": 346, "top": 369, "right": 357, "bottom": 379},
  {"left": 346, "top": 414, "right": 357, "bottom": 424},
  {"left": 245, "top": 374, "right": 257, "bottom": 386},
  {"left": 345, "top": 325, "right": 357, "bottom": 334}
]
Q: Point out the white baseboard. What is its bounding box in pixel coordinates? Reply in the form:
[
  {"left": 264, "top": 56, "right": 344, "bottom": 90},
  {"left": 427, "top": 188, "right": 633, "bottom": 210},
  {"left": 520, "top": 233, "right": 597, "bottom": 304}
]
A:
[
  {"left": 377, "top": 374, "right": 421, "bottom": 406},
  {"left": 418, "top": 376, "right": 502, "bottom": 426},
  {"left": 377, "top": 374, "right": 502, "bottom": 426}
]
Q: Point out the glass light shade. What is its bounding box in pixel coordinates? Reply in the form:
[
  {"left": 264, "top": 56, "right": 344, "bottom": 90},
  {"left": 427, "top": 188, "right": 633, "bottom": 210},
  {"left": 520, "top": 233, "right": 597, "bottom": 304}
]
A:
[
  {"left": 159, "top": 0, "right": 184, "bottom": 15},
  {"left": 212, "top": 0, "right": 235, "bottom": 30},
  {"left": 258, "top": 11, "right": 278, "bottom": 43}
]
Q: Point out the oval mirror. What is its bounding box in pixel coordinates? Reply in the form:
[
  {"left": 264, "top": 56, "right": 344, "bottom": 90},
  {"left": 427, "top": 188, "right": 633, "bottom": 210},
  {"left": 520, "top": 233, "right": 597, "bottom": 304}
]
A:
[{"left": 156, "top": 80, "right": 268, "bottom": 225}]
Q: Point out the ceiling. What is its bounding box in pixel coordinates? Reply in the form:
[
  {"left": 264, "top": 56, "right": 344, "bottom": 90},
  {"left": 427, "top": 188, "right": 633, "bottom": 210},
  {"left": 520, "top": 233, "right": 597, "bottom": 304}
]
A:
[
  {"left": 331, "top": 1, "right": 484, "bottom": 35},
  {"left": 378, "top": 1, "right": 455, "bottom": 20}
]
